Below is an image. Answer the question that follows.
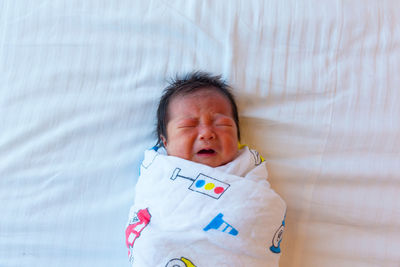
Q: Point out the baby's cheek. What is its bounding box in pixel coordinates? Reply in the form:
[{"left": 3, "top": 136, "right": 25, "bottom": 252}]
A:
[
  {"left": 172, "top": 138, "right": 195, "bottom": 160},
  {"left": 226, "top": 136, "right": 239, "bottom": 157}
]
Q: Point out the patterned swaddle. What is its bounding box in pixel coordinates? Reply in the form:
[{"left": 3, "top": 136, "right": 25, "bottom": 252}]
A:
[{"left": 126, "top": 146, "right": 286, "bottom": 267}]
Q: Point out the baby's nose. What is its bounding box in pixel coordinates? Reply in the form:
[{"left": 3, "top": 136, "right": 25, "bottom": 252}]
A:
[{"left": 199, "top": 125, "right": 216, "bottom": 140}]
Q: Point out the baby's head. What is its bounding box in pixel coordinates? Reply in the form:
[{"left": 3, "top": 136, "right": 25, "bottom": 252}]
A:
[{"left": 156, "top": 72, "right": 240, "bottom": 167}]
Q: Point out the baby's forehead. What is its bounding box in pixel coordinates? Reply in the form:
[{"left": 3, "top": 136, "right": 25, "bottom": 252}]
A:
[{"left": 167, "top": 88, "right": 234, "bottom": 118}]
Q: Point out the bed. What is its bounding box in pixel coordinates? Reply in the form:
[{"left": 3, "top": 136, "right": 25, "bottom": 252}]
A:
[{"left": 1, "top": 1, "right": 399, "bottom": 266}]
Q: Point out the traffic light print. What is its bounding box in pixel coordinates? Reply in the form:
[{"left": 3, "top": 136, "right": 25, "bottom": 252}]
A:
[{"left": 170, "top": 168, "right": 230, "bottom": 199}]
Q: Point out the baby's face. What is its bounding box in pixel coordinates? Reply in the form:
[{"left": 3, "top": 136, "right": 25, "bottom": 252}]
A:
[{"left": 162, "top": 88, "right": 239, "bottom": 167}]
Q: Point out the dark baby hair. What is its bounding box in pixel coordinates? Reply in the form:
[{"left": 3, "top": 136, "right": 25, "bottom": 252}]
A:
[{"left": 156, "top": 71, "right": 240, "bottom": 147}]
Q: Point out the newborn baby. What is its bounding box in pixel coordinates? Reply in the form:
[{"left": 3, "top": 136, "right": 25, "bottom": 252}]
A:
[
  {"left": 126, "top": 72, "right": 286, "bottom": 267},
  {"left": 158, "top": 73, "right": 239, "bottom": 168}
]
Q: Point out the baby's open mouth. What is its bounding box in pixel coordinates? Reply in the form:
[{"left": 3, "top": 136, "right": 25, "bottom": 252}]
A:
[{"left": 197, "top": 149, "right": 215, "bottom": 155}]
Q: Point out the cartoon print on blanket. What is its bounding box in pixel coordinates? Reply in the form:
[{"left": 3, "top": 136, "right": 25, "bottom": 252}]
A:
[
  {"left": 249, "top": 149, "right": 264, "bottom": 166},
  {"left": 125, "top": 208, "right": 151, "bottom": 263},
  {"left": 203, "top": 213, "right": 238, "bottom": 236},
  {"left": 127, "top": 146, "right": 286, "bottom": 266},
  {"left": 170, "top": 168, "right": 230, "bottom": 199},
  {"left": 270, "top": 214, "right": 286, "bottom": 254},
  {"left": 165, "top": 257, "right": 196, "bottom": 267},
  {"left": 238, "top": 143, "right": 265, "bottom": 166}
]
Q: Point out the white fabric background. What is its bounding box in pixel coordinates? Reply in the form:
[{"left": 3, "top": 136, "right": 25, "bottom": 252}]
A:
[{"left": 1, "top": 1, "right": 399, "bottom": 266}]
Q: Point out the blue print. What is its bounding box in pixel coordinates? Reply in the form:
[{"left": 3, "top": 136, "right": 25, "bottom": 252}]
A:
[
  {"left": 203, "top": 213, "right": 238, "bottom": 236},
  {"left": 270, "top": 216, "right": 285, "bottom": 253}
]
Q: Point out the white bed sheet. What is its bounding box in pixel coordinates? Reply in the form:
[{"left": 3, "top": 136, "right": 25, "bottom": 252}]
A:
[{"left": 1, "top": 1, "right": 399, "bottom": 266}]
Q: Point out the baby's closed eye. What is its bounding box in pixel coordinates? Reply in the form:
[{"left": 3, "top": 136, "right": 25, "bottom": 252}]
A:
[
  {"left": 177, "top": 119, "right": 198, "bottom": 128},
  {"left": 215, "top": 118, "right": 234, "bottom": 127}
]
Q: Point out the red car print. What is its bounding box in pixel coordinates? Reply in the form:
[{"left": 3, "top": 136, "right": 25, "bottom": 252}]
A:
[{"left": 125, "top": 208, "right": 151, "bottom": 248}]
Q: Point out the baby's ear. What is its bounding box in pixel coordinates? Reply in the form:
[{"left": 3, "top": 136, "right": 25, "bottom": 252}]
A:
[{"left": 161, "top": 135, "right": 167, "bottom": 147}]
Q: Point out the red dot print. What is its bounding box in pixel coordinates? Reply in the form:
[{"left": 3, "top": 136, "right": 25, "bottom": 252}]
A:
[{"left": 214, "top": 187, "right": 224, "bottom": 194}]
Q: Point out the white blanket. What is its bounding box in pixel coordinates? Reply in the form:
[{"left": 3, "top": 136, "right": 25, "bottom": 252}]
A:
[{"left": 126, "top": 146, "right": 286, "bottom": 267}]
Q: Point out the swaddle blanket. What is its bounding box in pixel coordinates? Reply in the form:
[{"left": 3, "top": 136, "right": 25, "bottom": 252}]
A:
[{"left": 126, "top": 146, "right": 286, "bottom": 267}]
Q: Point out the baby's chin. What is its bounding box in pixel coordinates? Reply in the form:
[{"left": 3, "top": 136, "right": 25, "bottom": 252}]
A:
[{"left": 191, "top": 153, "right": 235, "bottom": 168}]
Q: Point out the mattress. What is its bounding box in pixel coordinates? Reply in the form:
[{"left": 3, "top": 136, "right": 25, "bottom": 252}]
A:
[{"left": 1, "top": 1, "right": 399, "bottom": 266}]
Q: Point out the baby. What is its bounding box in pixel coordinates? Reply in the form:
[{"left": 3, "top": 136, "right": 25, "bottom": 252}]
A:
[
  {"left": 156, "top": 71, "right": 240, "bottom": 167},
  {"left": 126, "top": 72, "right": 286, "bottom": 267}
]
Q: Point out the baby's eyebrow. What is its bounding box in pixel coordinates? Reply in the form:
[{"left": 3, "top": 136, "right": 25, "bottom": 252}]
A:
[
  {"left": 176, "top": 117, "right": 199, "bottom": 124},
  {"left": 213, "top": 113, "right": 235, "bottom": 120}
]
